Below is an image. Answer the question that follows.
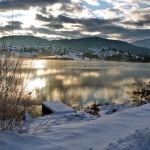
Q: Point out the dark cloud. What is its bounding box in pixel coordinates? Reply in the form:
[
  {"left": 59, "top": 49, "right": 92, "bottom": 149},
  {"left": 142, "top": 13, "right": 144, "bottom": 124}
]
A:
[
  {"left": 36, "top": 13, "right": 120, "bottom": 25},
  {"left": 84, "top": 23, "right": 150, "bottom": 42},
  {"left": 36, "top": 13, "right": 137, "bottom": 39},
  {"left": 94, "top": 25, "right": 126, "bottom": 34},
  {"left": 37, "top": 1, "right": 84, "bottom": 16},
  {"left": 26, "top": 25, "right": 83, "bottom": 39},
  {"left": 27, "top": 23, "right": 150, "bottom": 42},
  {"left": 119, "top": 29, "right": 150, "bottom": 41},
  {"left": 2, "top": 12, "right": 149, "bottom": 42},
  {"left": 123, "top": 14, "right": 150, "bottom": 27},
  {"left": 36, "top": 14, "right": 123, "bottom": 38},
  {"left": 43, "top": 23, "right": 64, "bottom": 29},
  {"left": 59, "top": 30, "right": 82, "bottom": 37},
  {"left": 79, "top": 18, "right": 121, "bottom": 30},
  {"left": 36, "top": 14, "right": 50, "bottom": 22},
  {"left": 36, "top": 13, "right": 124, "bottom": 38},
  {"left": 0, "top": 0, "right": 71, "bottom": 11},
  {"left": 4, "top": 20, "right": 149, "bottom": 42},
  {"left": 2, "top": 21, "right": 23, "bottom": 31},
  {"left": 38, "top": 7, "right": 48, "bottom": 15},
  {"left": 57, "top": 15, "right": 76, "bottom": 23},
  {"left": 28, "top": 25, "right": 81, "bottom": 40},
  {"left": 28, "top": 25, "right": 56, "bottom": 35},
  {"left": 36, "top": 14, "right": 76, "bottom": 23}
]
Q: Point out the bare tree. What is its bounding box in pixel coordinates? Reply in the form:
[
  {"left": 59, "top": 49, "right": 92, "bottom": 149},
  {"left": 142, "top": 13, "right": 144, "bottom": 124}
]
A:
[
  {"left": 0, "top": 47, "right": 35, "bottom": 132},
  {"left": 0, "top": 12, "right": 42, "bottom": 133}
]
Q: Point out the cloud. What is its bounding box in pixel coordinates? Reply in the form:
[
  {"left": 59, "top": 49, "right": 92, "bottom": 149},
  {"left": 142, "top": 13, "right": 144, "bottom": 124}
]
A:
[
  {"left": 43, "top": 24, "right": 64, "bottom": 30},
  {"left": 27, "top": 25, "right": 56, "bottom": 35},
  {"left": 122, "top": 14, "right": 150, "bottom": 27},
  {"left": 0, "top": 0, "right": 150, "bottom": 42},
  {"left": 94, "top": 8, "right": 120, "bottom": 19},
  {"left": 35, "top": 11, "right": 150, "bottom": 41},
  {"left": 37, "top": 1, "right": 94, "bottom": 19},
  {"left": 0, "top": 0, "right": 71, "bottom": 11},
  {"left": 36, "top": 14, "right": 76, "bottom": 24},
  {"left": 2, "top": 21, "right": 23, "bottom": 31},
  {"left": 119, "top": 29, "right": 150, "bottom": 42},
  {"left": 36, "top": 13, "right": 120, "bottom": 25},
  {"left": 25, "top": 25, "right": 83, "bottom": 40},
  {"left": 59, "top": 30, "right": 82, "bottom": 38},
  {"left": 59, "top": 1, "right": 83, "bottom": 13}
]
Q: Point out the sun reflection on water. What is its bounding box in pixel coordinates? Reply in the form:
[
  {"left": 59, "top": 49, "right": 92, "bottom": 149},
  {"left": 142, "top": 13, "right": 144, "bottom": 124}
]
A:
[
  {"left": 62, "top": 77, "right": 79, "bottom": 86},
  {"left": 36, "top": 69, "right": 64, "bottom": 76},
  {"left": 81, "top": 72, "right": 100, "bottom": 77},
  {"left": 36, "top": 70, "right": 45, "bottom": 76},
  {"left": 32, "top": 60, "right": 46, "bottom": 68},
  {"left": 25, "top": 78, "right": 46, "bottom": 92}
]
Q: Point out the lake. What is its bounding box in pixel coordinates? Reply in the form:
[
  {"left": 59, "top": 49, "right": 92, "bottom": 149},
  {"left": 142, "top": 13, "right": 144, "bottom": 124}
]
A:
[{"left": 22, "top": 59, "right": 150, "bottom": 116}]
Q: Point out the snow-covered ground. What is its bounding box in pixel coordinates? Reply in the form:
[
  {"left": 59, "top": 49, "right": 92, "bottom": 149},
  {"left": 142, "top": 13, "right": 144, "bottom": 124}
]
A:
[{"left": 1, "top": 103, "right": 150, "bottom": 150}]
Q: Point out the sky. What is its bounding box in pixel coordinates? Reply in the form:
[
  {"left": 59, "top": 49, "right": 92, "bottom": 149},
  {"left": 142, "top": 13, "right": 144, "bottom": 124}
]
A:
[{"left": 0, "top": 0, "right": 150, "bottom": 42}]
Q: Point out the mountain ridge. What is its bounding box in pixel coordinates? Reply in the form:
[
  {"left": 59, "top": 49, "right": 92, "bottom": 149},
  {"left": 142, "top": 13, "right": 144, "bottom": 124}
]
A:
[
  {"left": 0, "top": 35, "right": 150, "bottom": 56},
  {"left": 131, "top": 38, "right": 150, "bottom": 49}
]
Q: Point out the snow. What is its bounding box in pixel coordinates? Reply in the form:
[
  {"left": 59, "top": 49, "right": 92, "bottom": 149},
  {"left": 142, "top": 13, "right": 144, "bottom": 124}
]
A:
[
  {"left": 11, "top": 51, "right": 37, "bottom": 57},
  {"left": 42, "top": 101, "right": 75, "bottom": 114},
  {"left": 1, "top": 103, "right": 150, "bottom": 150},
  {"left": 106, "top": 128, "right": 150, "bottom": 150}
]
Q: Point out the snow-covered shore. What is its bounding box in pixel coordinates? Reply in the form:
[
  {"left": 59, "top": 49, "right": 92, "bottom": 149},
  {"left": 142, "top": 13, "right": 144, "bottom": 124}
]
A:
[{"left": 1, "top": 103, "right": 150, "bottom": 150}]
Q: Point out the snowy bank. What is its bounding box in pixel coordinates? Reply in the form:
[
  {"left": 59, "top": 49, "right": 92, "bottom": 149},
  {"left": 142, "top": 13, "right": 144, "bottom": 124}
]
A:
[
  {"left": 1, "top": 103, "right": 150, "bottom": 150},
  {"left": 106, "top": 128, "right": 150, "bottom": 150},
  {"left": 42, "top": 101, "right": 75, "bottom": 115}
]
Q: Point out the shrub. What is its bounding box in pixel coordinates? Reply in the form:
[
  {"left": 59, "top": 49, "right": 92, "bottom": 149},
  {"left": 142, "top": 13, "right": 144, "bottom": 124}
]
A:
[
  {"left": 0, "top": 48, "right": 34, "bottom": 132},
  {"left": 76, "top": 101, "right": 100, "bottom": 117},
  {"left": 132, "top": 78, "right": 150, "bottom": 106}
]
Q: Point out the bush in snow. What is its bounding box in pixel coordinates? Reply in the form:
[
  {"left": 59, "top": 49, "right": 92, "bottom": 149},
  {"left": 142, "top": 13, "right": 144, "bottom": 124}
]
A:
[
  {"left": 132, "top": 78, "right": 150, "bottom": 106},
  {"left": 77, "top": 101, "right": 100, "bottom": 117},
  {"left": 0, "top": 48, "right": 35, "bottom": 132}
]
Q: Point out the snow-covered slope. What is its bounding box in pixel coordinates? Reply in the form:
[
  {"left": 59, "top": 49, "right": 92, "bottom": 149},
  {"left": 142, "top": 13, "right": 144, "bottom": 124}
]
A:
[
  {"left": 106, "top": 128, "right": 150, "bottom": 150},
  {"left": 1, "top": 103, "right": 150, "bottom": 150},
  {"left": 1, "top": 36, "right": 150, "bottom": 56},
  {"left": 90, "top": 46, "right": 144, "bottom": 61}
]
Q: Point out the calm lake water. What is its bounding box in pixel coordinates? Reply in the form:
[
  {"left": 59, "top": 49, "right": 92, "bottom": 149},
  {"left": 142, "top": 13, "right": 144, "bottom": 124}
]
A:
[{"left": 22, "top": 59, "right": 150, "bottom": 116}]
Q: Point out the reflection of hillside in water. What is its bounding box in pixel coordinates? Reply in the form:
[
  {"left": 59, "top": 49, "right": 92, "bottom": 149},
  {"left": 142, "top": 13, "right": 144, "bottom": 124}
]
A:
[{"left": 22, "top": 59, "right": 150, "bottom": 109}]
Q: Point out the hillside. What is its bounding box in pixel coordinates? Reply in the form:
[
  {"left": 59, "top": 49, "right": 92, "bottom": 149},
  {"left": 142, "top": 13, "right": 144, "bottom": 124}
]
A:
[
  {"left": 50, "top": 37, "right": 150, "bottom": 56},
  {"left": 131, "top": 38, "right": 150, "bottom": 49},
  {"left": 0, "top": 36, "right": 50, "bottom": 46},
  {"left": 0, "top": 35, "right": 150, "bottom": 56}
]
